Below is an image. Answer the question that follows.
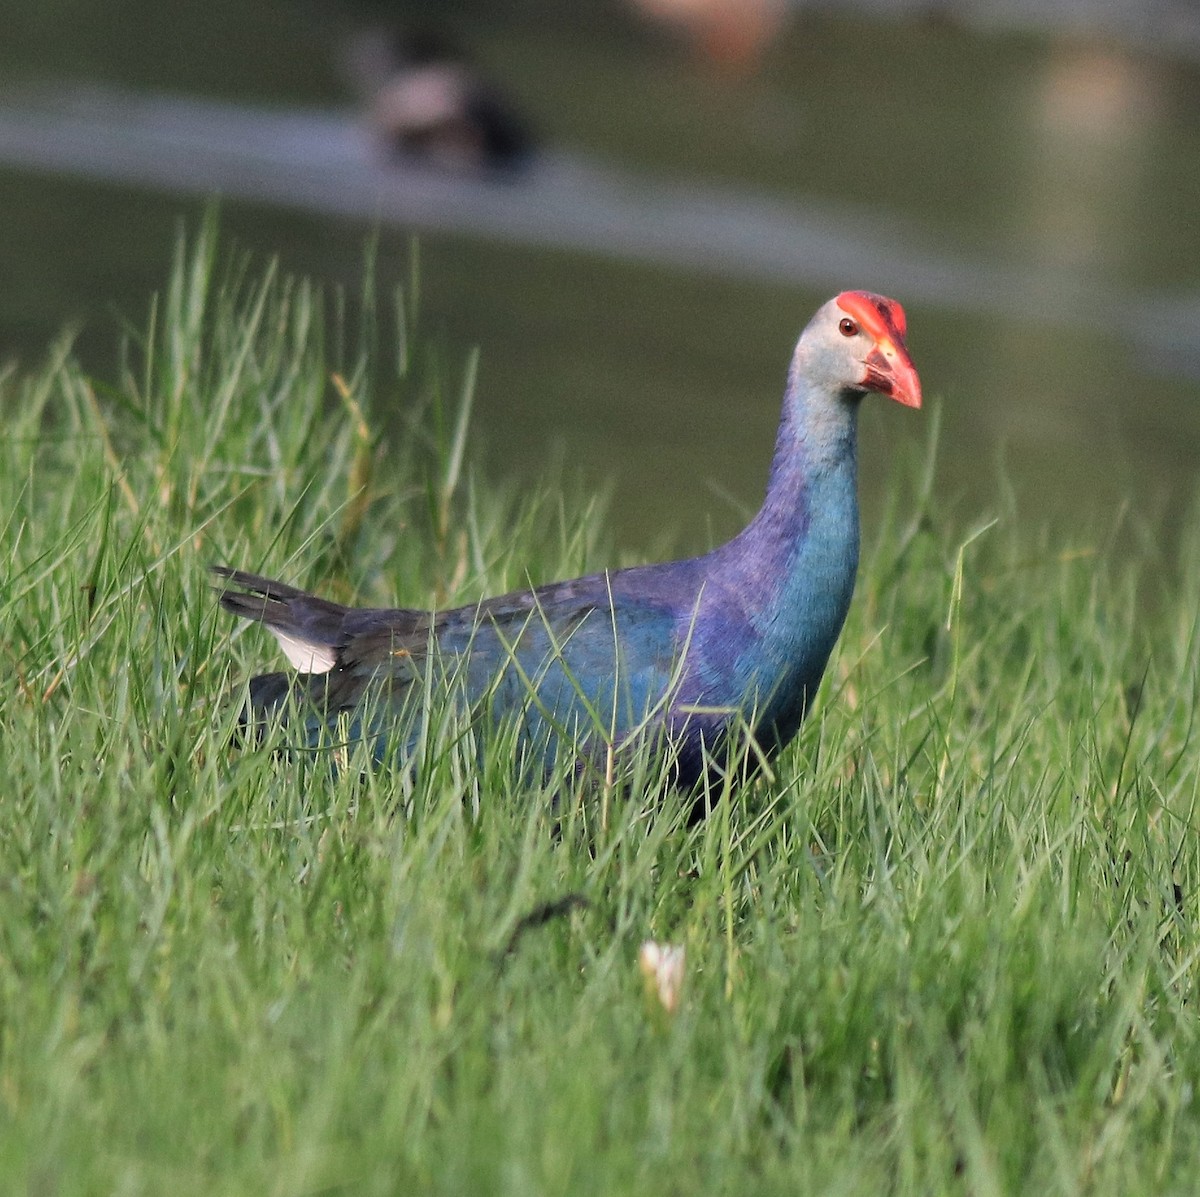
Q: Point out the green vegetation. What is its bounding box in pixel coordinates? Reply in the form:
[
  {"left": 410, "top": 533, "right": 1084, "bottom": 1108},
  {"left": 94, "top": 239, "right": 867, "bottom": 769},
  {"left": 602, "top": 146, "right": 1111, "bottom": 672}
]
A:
[{"left": 2, "top": 228, "right": 1199, "bottom": 1195}]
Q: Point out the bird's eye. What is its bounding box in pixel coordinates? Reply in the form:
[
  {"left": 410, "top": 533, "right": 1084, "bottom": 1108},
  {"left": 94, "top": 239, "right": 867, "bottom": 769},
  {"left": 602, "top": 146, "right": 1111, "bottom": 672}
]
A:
[{"left": 838, "top": 318, "right": 858, "bottom": 337}]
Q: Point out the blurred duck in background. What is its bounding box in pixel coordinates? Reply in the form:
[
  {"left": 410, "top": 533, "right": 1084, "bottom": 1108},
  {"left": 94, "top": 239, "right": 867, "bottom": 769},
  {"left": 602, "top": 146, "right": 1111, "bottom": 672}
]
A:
[{"left": 342, "top": 27, "right": 536, "bottom": 173}]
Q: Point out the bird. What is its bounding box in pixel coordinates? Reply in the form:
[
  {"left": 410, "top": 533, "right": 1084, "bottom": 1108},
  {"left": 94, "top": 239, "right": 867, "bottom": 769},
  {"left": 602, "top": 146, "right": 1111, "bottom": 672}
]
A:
[
  {"left": 214, "top": 291, "right": 920, "bottom": 797},
  {"left": 342, "top": 28, "right": 535, "bottom": 174}
]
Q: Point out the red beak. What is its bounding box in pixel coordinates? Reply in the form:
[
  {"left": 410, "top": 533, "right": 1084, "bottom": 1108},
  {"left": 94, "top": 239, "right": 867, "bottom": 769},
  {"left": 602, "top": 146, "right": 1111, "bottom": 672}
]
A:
[
  {"left": 864, "top": 339, "right": 922, "bottom": 409},
  {"left": 834, "top": 291, "right": 922, "bottom": 410}
]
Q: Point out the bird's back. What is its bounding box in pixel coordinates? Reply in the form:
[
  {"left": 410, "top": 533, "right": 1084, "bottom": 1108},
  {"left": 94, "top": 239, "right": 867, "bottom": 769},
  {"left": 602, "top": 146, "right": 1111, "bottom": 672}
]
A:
[{"left": 218, "top": 564, "right": 698, "bottom": 776}]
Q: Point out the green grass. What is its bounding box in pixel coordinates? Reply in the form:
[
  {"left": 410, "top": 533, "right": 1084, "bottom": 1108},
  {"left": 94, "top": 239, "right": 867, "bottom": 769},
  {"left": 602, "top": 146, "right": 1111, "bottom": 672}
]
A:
[{"left": 3, "top": 223, "right": 1200, "bottom": 1196}]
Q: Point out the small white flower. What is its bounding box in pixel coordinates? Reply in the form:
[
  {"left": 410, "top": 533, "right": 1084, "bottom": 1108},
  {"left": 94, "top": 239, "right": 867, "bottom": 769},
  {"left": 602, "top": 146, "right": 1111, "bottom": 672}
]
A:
[{"left": 639, "top": 940, "right": 686, "bottom": 1015}]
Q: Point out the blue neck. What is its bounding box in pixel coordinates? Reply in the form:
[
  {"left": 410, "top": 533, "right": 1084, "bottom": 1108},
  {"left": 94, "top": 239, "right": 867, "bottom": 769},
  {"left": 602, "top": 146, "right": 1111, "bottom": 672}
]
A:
[{"left": 705, "top": 367, "right": 862, "bottom": 723}]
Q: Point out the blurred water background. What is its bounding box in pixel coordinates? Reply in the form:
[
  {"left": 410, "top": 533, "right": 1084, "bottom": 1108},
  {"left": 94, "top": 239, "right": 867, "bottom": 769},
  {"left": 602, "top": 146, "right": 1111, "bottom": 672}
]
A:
[{"left": 2, "top": 0, "right": 1199, "bottom": 557}]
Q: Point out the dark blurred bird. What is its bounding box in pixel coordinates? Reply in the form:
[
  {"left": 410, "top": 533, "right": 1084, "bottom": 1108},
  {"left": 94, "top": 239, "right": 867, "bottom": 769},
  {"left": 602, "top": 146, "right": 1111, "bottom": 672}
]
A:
[
  {"left": 215, "top": 292, "right": 920, "bottom": 794},
  {"left": 343, "top": 27, "right": 534, "bottom": 173}
]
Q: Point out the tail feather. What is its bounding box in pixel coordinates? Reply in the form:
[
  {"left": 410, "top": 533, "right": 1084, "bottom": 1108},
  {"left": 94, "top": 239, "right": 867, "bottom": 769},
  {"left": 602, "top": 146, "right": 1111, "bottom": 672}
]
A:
[
  {"left": 214, "top": 565, "right": 413, "bottom": 751},
  {"left": 211, "top": 566, "right": 321, "bottom": 622},
  {"left": 212, "top": 565, "right": 347, "bottom": 673}
]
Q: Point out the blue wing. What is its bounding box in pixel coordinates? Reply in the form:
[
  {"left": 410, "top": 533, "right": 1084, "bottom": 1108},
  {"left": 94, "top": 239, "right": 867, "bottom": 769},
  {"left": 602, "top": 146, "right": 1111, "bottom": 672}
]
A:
[{"left": 215, "top": 565, "right": 703, "bottom": 771}]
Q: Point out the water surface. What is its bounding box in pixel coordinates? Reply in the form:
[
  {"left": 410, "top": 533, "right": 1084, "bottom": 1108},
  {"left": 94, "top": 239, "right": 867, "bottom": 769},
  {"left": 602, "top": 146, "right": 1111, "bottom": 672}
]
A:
[{"left": 1, "top": 1, "right": 1198, "bottom": 558}]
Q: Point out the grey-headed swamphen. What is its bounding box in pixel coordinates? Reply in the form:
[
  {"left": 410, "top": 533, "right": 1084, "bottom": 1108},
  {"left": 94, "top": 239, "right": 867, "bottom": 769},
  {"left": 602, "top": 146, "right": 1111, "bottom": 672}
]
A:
[{"left": 215, "top": 291, "right": 920, "bottom": 795}]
